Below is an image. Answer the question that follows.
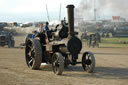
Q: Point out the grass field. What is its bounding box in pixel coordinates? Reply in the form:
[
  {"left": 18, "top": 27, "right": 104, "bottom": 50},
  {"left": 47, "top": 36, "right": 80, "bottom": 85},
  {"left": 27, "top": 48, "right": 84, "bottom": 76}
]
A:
[
  {"left": 101, "top": 37, "right": 128, "bottom": 47},
  {"left": 82, "top": 37, "right": 128, "bottom": 47},
  {"left": 101, "top": 37, "right": 128, "bottom": 44}
]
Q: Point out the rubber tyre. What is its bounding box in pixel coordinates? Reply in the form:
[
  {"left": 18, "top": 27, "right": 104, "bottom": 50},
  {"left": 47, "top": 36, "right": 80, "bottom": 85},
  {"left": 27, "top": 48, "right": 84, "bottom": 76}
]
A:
[{"left": 25, "top": 39, "right": 42, "bottom": 69}]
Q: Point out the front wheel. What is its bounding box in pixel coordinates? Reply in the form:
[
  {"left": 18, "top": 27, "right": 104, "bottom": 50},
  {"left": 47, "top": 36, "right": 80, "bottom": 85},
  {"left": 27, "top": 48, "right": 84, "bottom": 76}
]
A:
[
  {"left": 52, "top": 52, "right": 64, "bottom": 75},
  {"left": 82, "top": 52, "right": 95, "bottom": 73}
]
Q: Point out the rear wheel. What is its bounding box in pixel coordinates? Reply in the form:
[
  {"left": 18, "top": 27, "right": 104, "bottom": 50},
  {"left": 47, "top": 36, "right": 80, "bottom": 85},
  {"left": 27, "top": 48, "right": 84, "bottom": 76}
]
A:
[
  {"left": 82, "top": 52, "right": 95, "bottom": 73},
  {"left": 52, "top": 52, "right": 64, "bottom": 75},
  {"left": 25, "top": 39, "right": 42, "bottom": 69}
]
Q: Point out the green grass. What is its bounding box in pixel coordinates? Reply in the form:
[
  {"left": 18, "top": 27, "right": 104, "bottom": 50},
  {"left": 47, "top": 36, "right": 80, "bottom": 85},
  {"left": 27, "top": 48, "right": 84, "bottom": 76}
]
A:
[
  {"left": 101, "top": 37, "right": 128, "bottom": 44},
  {"left": 101, "top": 37, "right": 128, "bottom": 47},
  {"left": 82, "top": 37, "right": 128, "bottom": 47}
]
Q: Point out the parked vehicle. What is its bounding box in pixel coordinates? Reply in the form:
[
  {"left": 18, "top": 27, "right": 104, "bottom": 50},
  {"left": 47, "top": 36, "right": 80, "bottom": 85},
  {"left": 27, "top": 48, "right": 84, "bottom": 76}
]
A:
[{"left": 0, "top": 31, "right": 15, "bottom": 48}]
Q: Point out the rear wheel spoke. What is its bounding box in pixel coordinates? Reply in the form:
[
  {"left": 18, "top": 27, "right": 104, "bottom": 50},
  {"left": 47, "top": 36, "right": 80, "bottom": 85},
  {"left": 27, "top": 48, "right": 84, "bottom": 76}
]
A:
[{"left": 29, "top": 59, "right": 33, "bottom": 64}]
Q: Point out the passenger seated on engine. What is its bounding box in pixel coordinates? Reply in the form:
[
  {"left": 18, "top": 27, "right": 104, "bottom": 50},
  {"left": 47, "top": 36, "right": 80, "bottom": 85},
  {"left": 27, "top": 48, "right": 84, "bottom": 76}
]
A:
[
  {"left": 32, "top": 30, "right": 38, "bottom": 39},
  {"left": 43, "top": 22, "right": 57, "bottom": 40},
  {"left": 43, "top": 22, "right": 51, "bottom": 39}
]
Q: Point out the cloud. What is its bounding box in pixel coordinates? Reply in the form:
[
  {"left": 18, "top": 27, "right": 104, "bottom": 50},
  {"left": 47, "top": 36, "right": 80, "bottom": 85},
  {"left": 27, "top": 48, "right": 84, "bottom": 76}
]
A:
[
  {"left": 0, "top": 0, "right": 80, "bottom": 13},
  {"left": 0, "top": 0, "right": 81, "bottom": 22}
]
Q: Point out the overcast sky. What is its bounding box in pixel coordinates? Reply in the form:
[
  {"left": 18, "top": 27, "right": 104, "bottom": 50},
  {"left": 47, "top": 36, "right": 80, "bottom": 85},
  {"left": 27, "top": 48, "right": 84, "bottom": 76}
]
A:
[{"left": 0, "top": 0, "right": 81, "bottom": 22}]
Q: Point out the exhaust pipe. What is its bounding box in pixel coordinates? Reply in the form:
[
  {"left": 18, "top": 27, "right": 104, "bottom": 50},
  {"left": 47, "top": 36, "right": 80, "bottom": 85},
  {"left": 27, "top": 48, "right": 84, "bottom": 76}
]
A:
[
  {"left": 66, "top": 5, "right": 82, "bottom": 65},
  {"left": 66, "top": 5, "right": 75, "bottom": 36}
]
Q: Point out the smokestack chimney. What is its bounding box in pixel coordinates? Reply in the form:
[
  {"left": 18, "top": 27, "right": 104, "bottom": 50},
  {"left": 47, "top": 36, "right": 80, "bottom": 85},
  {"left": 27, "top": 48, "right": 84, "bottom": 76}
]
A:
[{"left": 66, "top": 5, "right": 75, "bottom": 36}]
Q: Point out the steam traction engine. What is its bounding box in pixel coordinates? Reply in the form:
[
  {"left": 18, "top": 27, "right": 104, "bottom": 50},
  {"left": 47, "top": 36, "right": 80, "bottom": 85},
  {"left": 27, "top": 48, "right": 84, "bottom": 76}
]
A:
[{"left": 25, "top": 5, "right": 95, "bottom": 75}]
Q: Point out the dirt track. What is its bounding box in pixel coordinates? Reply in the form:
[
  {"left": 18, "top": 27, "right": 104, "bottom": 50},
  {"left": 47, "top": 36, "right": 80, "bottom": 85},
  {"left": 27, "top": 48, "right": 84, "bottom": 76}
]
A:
[{"left": 0, "top": 33, "right": 128, "bottom": 85}]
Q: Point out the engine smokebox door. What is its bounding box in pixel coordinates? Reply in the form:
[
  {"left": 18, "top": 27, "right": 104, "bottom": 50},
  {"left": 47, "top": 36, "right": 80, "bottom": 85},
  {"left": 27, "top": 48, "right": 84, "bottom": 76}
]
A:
[{"left": 67, "top": 36, "right": 82, "bottom": 55}]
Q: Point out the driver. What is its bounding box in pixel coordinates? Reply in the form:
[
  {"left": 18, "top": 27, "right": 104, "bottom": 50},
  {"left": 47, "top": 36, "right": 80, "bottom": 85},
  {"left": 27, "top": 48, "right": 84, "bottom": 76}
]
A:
[
  {"left": 43, "top": 22, "right": 57, "bottom": 40},
  {"left": 44, "top": 22, "right": 49, "bottom": 32}
]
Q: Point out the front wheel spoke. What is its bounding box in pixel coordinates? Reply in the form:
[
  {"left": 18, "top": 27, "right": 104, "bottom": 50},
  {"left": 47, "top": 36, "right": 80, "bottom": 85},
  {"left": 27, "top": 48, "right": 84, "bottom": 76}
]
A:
[
  {"left": 86, "top": 59, "right": 91, "bottom": 65},
  {"left": 56, "top": 63, "right": 59, "bottom": 67},
  {"left": 57, "top": 57, "right": 60, "bottom": 61},
  {"left": 86, "top": 65, "right": 90, "bottom": 70},
  {"left": 53, "top": 65, "right": 58, "bottom": 72},
  {"left": 88, "top": 55, "right": 91, "bottom": 59},
  {"left": 53, "top": 62, "right": 56, "bottom": 66},
  {"left": 55, "top": 61, "right": 59, "bottom": 67},
  {"left": 54, "top": 67, "right": 57, "bottom": 72},
  {"left": 83, "top": 65, "right": 86, "bottom": 69}
]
